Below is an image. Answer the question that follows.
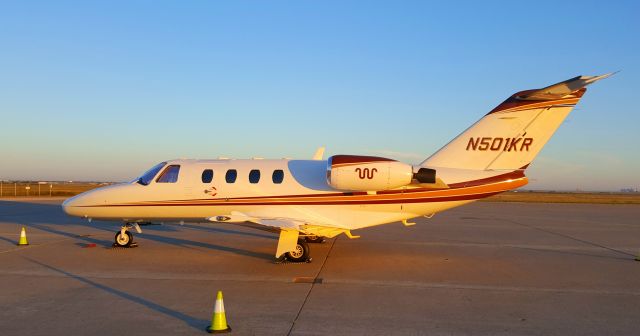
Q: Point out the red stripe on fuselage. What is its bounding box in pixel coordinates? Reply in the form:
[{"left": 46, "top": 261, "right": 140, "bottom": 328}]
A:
[{"left": 78, "top": 174, "right": 528, "bottom": 208}]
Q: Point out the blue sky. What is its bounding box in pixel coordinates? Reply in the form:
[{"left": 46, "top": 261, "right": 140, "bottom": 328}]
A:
[{"left": 1, "top": 1, "right": 638, "bottom": 191}]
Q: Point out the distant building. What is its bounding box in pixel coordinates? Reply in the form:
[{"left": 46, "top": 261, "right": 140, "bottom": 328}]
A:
[{"left": 620, "top": 188, "right": 639, "bottom": 193}]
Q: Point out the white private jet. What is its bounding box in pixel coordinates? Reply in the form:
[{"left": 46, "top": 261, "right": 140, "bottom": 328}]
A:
[{"left": 63, "top": 74, "right": 611, "bottom": 262}]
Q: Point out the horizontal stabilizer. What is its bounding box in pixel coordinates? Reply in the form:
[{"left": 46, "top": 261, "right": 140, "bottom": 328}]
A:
[{"left": 518, "top": 73, "right": 614, "bottom": 100}]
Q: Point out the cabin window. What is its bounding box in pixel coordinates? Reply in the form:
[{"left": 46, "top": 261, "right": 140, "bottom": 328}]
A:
[
  {"left": 225, "top": 169, "right": 237, "bottom": 183},
  {"left": 249, "top": 169, "right": 261, "bottom": 184},
  {"left": 201, "top": 169, "right": 214, "bottom": 183},
  {"left": 156, "top": 165, "right": 180, "bottom": 183},
  {"left": 272, "top": 170, "right": 284, "bottom": 184}
]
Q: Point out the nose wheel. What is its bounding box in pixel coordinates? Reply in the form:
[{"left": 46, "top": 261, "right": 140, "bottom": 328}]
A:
[
  {"left": 114, "top": 230, "right": 133, "bottom": 247},
  {"left": 113, "top": 223, "right": 141, "bottom": 248}
]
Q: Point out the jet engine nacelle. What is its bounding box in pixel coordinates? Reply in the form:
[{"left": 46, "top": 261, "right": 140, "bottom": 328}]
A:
[{"left": 327, "top": 155, "right": 414, "bottom": 191}]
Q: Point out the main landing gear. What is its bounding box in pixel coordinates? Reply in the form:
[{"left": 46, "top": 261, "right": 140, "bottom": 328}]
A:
[
  {"left": 305, "top": 235, "right": 325, "bottom": 244},
  {"left": 114, "top": 223, "right": 141, "bottom": 248},
  {"left": 279, "top": 235, "right": 325, "bottom": 263},
  {"left": 283, "top": 239, "right": 311, "bottom": 263}
]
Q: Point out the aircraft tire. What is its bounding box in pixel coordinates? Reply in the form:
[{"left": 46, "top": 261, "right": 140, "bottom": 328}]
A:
[
  {"left": 114, "top": 231, "right": 133, "bottom": 247},
  {"left": 305, "top": 235, "right": 325, "bottom": 244},
  {"left": 286, "top": 239, "right": 310, "bottom": 262}
]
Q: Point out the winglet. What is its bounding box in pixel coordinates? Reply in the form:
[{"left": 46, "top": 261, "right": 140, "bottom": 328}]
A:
[{"left": 312, "top": 147, "right": 325, "bottom": 160}]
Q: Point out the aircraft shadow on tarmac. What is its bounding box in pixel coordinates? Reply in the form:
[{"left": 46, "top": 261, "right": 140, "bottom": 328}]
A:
[
  {"left": 25, "top": 257, "right": 208, "bottom": 332},
  {"left": 2, "top": 200, "right": 634, "bottom": 262},
  {"left": 181, "top": 223, "right": 277, "bottom": 240},
  {"left": 1, "top": 200, "right": 276, "bottom": 261}
]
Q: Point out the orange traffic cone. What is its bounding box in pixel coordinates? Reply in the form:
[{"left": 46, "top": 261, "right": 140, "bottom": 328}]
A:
[
  {"left": 17, "top": 227, "right": 28, "bottom": 246},
  {"left": 206, "top": 291, "right": 231, "bottom": 333}
]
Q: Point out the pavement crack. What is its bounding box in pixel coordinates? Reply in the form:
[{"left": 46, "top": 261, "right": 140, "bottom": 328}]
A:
[
  {"left": 500, "top": 218, "right": 636, "bottom": 258},
  {"left": 286, "top": 237, "right": 337, "bottom": 336}
]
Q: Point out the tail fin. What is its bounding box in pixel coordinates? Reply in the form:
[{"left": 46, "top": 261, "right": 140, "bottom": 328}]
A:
[{"left": 421, "top": 74, "right": 612, "bottom": 171}]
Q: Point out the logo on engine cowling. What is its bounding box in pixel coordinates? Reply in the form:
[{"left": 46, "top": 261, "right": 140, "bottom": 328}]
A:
[{"left": 355, "top": 167, "right": 378, "bottom": 179}]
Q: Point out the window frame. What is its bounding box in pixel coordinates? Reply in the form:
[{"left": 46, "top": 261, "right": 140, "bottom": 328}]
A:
[
  {"left": 201, "top": 169, "right": 214, "bottom": 183},
  {"left": 272, "top": 169, "right": 285, "bottom": 184},
  {"left": 136, "top": 162, "right": 167, "bottom": 186},
  {"left": 156, "top": 165, "right": 181, "bottom": 183},
  {"left": 225, "top": 169, "right": 237, "bottom": 183},
  {"left": 249, "top": 169, "right": 261, "bottom": 184}
]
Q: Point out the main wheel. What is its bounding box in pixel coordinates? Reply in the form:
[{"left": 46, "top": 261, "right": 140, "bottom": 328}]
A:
[
  {"left": 114, "top": 231, "right": 133, "bottom": 247},
  {"left": 285, "top": 239, "right": 310, "bottom": 262},
  {"left": 305, "top": 235, "right": 325, "bottom": 244}
]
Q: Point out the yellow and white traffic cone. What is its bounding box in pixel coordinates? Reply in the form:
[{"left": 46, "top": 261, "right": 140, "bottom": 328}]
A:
[
  {"left": 17, "top": 227, "right": 29, "bottom": 246},
  {"left": 206, "top": 291, "right": 231, "bottom": 333}
]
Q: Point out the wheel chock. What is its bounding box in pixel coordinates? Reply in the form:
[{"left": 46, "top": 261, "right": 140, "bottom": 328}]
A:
[
  {"left": 111, "top": 242, "right": 138, "bottom": 248},
  {"left": 273, "top": 257, "right": 312, "bottom": 264}
]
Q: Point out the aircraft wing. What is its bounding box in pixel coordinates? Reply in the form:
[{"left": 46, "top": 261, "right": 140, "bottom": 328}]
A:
[{"left": 207, "top": 211, "right": 359, "bottom": 257}]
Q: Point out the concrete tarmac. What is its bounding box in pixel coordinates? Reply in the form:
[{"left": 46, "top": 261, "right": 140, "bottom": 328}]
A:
[{"left": 1, "top": 198, "right": 639, "bottom": 335}]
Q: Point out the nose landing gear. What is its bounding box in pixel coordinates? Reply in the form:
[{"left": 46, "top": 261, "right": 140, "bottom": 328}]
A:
[{"left": 113, "top": 223, "right": 141, "bottom": 248}]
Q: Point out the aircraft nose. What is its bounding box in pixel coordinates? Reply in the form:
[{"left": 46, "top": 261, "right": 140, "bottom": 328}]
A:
[
  {"left": 61, "top": 184, "right": 126, "bottom": 218},
  {"left": 62, "top": 195, "right": 84, "bottom": 216}
]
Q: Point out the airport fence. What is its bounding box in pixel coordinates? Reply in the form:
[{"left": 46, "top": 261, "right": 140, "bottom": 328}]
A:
[{"left": 0, "top": 182, "right": 109, "bottom": 197}]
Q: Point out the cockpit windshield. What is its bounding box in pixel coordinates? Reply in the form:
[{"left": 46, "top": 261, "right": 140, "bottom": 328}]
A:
[{"left": 136, "top": 162, "right": 166, "bottom": 186}]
